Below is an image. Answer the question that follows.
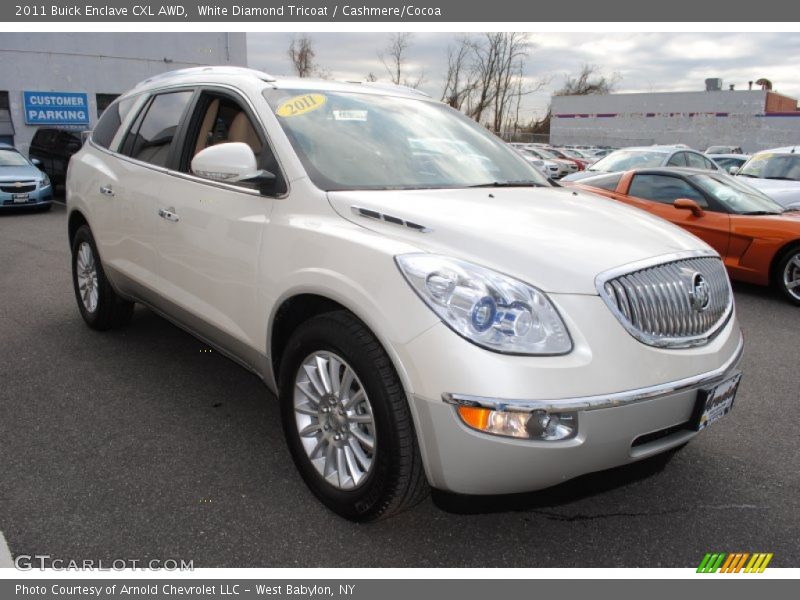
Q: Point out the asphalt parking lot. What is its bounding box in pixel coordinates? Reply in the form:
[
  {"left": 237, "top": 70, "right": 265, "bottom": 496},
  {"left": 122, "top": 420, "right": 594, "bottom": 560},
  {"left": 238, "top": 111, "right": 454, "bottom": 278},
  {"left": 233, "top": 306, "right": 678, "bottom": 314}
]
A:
[{"left": 0, "top": 202, "right": 798, "bottom": 568}]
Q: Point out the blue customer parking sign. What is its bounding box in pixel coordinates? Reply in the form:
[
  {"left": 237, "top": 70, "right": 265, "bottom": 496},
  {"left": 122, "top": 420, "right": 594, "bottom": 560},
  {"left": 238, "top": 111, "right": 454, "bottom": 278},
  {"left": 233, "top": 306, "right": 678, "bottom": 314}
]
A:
[{"left": 23, "top": 91, "right": 90, "bottom": 126}]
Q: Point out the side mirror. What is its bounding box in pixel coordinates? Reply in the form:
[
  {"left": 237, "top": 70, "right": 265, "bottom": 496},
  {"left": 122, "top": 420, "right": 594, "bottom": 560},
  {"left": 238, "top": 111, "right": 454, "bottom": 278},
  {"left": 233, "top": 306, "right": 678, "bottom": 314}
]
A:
[
  {"left": 31, "top": 158, "right": 42, "bottom": 168},
  {"left": 191, "top": 142, "right": 275, "bottom": 190},
  {"left": 674, "top": 198, "right": 705, "bottom": 217},
  {"left": 728, "top": 165, "right": 739, "bottom": 175}
]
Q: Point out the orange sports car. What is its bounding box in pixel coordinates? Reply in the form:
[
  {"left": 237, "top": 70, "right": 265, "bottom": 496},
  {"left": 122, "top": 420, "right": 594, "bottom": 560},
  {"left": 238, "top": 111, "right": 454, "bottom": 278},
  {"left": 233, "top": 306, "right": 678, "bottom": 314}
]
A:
[{"left": 569, "top": 167, "right": 800, "bottom": 305}]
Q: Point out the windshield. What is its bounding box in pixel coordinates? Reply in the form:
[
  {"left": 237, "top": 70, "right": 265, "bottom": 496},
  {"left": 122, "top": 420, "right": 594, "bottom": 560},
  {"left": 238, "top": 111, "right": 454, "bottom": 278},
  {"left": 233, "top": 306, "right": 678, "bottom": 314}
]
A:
[
  {"left": 692, "top": 173, "right": 784, "bottom": 214},
  {"left": 0, "top": 149, "right": 31, "bottom": 167},
  {"left": 738, "top": 152, "right": 800, "bottom": 181},
  {"left": 263, "top": 89, "right": 547, "bottom": 191},
  {"left": 588, "top": 150, "right": 666, "bottom": 172}
]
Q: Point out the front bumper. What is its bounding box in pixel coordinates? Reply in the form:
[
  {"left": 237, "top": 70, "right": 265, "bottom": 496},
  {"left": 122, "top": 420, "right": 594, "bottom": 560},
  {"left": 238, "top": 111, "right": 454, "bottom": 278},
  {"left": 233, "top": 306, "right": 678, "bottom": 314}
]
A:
[
  {"left": 0, "top": 185, "right": 53, "bottom": 208},
  {"left": 399, "top": 293, "right": 743, "bottom": 494}
]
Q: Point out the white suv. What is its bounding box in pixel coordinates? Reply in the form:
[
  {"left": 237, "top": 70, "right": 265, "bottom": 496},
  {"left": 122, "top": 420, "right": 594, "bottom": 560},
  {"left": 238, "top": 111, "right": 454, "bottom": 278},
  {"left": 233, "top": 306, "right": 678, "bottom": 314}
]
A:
[{"left": 67, "top": 67, "right": 743, "bottom": 521}]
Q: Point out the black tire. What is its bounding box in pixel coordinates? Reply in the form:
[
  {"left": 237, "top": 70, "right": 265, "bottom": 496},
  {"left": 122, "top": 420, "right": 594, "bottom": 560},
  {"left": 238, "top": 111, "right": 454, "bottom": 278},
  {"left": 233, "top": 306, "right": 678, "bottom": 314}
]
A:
[
  {"left": 775, "top": 244, "right": 800, "bottom": 306},
  {"left": 71, "top": 225, "right": 134, "bottom": 330},
  {"left": 278, "top": 310, "right": 428, "bottom": 522}
]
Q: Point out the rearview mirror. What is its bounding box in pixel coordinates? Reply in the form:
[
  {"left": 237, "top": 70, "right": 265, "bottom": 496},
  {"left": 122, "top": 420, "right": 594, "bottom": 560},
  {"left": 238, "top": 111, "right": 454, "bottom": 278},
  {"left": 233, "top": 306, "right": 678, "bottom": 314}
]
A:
[
  {"left": 728, "top": 165, "right": 739, "bottom": 175},
  {"left": 191, "top": 142, "right": 275, "bottom": 189},
  {"left": 674, "top": 198, "right": 705, "bottom": 217}
]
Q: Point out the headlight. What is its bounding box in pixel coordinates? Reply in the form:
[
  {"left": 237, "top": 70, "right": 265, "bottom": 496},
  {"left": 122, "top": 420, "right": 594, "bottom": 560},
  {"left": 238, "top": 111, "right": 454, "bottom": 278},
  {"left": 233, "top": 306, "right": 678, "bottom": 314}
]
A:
[
  {"left": 40, "top": 173, "right": 50, "bottom": 187},
  {"left": 395, "top": 254, "right": 572, "bottom": 355}
]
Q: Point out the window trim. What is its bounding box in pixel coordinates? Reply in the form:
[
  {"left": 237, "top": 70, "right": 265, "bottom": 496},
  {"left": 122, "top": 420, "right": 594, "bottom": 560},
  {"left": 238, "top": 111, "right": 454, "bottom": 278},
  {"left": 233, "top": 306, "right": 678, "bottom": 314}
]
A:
[{"left": 88, "top": 83, "right": 290, "bottom": 199}]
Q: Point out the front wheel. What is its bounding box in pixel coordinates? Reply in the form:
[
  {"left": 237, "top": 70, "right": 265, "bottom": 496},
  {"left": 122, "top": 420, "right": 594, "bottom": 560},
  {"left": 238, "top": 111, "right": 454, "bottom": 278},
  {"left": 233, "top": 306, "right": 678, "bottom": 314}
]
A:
[
  {"left": 278, "top": 311, "right": 428, "bottom": 521},
  {"left": 776, "top": 245, "right": 800, "bottom": 306},
  {"left": 71, "top": 225, "right": 134, "bottom": 330}
]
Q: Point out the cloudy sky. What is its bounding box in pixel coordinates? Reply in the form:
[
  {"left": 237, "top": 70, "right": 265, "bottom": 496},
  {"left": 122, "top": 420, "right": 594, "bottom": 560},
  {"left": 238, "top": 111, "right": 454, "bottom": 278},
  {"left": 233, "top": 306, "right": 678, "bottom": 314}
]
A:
[{"left": 247, "top": 32, "right": 800, "bottom": 119}]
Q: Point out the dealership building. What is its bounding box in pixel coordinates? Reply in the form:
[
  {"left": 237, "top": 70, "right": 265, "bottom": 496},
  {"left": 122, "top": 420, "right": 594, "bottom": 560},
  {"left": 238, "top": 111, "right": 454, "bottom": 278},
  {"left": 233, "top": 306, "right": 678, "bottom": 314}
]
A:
[
  {"left": 550, "top": 81, "right": 800, "bottom": 152},
  {"left": 0, "top": 33, "right": 247, "bottom": 154}
]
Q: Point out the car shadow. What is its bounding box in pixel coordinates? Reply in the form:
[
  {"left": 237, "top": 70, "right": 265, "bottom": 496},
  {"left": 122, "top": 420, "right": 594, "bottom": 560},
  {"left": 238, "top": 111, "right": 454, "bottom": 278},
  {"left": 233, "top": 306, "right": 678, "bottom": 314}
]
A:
[
  {"left": 431, "top": 450, "right": 678, "bottom": 516},
  {"left": 730, "top": 280, "right": 787, "bottom": 306}
]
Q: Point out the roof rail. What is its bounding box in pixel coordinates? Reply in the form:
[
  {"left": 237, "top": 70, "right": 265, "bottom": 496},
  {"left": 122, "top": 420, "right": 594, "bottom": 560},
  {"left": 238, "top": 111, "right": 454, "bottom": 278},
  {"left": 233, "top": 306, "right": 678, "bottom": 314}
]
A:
[{"left": 136, "top": 66, "right": 276, "bottom": 88}]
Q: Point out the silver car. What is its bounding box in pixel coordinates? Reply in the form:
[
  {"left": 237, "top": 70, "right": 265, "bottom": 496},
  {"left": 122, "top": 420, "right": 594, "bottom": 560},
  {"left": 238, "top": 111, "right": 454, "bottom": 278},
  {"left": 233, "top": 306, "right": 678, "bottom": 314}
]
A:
[{"left": 563, "top": 146, "right": 721, "bottom": 182}]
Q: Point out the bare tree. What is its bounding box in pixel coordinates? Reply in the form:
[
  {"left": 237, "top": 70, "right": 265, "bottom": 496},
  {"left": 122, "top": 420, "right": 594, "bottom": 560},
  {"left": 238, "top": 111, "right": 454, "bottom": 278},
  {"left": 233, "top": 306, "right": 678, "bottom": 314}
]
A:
[
  {"left": 441, "top": 36, "right": 477, "bottom": 109},
  {"left": 459, "top": 33, "right": 539, "bottom": 133},
  {"left": 529, "top": 64, "right": 619, "bottom": 135},
  {"left": 556, "top": 64, "right": 619, "bottom": 96},
  {"left": 379, "top": 33, "right": 425, "bottom": 88},
  {"left": 288, "top": 35, "right": 317, "bottom": 78},
  {"left": 364, "top": 72, "right": 378, "bottom": 82}
]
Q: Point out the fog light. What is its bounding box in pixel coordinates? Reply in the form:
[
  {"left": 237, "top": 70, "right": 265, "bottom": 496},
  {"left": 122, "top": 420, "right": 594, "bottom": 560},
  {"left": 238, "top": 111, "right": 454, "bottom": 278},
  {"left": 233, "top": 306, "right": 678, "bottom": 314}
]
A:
[{"left": 457, "top": 406, "right": 577, "bottom": 440}]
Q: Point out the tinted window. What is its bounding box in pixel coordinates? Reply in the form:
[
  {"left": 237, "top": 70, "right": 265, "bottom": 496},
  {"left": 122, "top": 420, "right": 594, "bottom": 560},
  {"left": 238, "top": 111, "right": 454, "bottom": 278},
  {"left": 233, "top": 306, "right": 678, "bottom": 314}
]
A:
[
  {"left": 666, "top": 152, "right": 687, "bottom": 167},
  {"left": 685, "top": 152, "right": 715, "bottom": 170},
  {"left": 92, "top": 97, "right": 135, "bottom": 149},
  {"left": 31, "top": 129, "right": 58, "bottom": 148},
  {"left": 628, "top": 174, "right": 708, "bottom": 207},
  {"left": 123, "top": 91, "right": 192, "bottom": 168},
  {"left": 581, "top": 173, "right": 622, "bottom": 191}
]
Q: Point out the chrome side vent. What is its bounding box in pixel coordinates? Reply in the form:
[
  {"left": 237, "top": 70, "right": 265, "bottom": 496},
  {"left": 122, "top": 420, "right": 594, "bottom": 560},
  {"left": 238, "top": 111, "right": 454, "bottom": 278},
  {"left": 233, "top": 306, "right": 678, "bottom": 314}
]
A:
[{"left": 351, "top": 206, "right": 431, "bottom": 233}]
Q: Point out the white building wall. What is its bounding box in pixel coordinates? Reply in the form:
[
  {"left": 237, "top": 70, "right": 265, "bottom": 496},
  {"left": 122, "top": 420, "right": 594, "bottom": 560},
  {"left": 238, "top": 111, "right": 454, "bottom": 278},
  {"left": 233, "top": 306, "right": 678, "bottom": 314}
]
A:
[
  {"left": 0, "top": 33, "right": 247, "bottom": 154},
  {"left": 551, "top": 90, "right": 800, "bottom": 152}
]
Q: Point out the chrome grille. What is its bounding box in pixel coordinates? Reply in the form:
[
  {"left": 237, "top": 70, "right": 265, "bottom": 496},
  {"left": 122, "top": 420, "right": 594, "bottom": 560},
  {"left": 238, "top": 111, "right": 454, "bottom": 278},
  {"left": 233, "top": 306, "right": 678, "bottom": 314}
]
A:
[{"left": 598, "top": 254, "right": 733, "bottom": 348}]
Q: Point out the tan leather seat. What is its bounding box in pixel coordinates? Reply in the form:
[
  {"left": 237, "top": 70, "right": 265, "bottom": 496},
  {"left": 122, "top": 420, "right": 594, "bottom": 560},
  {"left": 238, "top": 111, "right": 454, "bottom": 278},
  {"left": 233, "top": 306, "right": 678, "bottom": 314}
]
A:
[
  {"left": 194, "top": 99, "right": 219, "bottom": 156},
  {"left": 228, "top": 112, "right": 262, "bottom": 155}
]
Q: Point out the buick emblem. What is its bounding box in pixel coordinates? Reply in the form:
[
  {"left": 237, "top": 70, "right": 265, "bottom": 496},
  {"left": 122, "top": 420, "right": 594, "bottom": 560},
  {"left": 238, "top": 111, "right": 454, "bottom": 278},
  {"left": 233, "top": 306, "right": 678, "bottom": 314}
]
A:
[{"left": 689, "top": 272, "right": 711, "bottom": 312}]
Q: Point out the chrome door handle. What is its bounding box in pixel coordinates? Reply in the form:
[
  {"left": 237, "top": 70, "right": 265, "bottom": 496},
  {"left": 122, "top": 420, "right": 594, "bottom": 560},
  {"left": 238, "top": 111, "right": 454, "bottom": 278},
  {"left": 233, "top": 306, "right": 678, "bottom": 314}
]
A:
[
  {"left": 158, "top": 207, "right": 180, "bottom": 222},
  {"left": 99, "top": 186, "right": 115, "bottom": 197}
]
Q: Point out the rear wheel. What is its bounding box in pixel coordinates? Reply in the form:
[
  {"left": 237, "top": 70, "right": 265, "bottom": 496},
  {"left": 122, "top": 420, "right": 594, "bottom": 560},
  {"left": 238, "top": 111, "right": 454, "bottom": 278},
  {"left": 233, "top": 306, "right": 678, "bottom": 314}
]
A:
[
  {"left": 71, "top": 225, "right": 134, "bottom": 330},
  {"left": 278, "top": 310, "right": 428, "bottom": 521},
  {"left": 776, "top": 245, "right": 800, "bottom": 306}
]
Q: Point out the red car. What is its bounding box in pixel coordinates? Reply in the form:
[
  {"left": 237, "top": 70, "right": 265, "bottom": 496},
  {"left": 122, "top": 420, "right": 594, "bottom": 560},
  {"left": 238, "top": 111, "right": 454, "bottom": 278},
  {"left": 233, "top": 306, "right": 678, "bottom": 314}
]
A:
[{"left": 569, "top": 168, "right": 800, "bottom": 304}]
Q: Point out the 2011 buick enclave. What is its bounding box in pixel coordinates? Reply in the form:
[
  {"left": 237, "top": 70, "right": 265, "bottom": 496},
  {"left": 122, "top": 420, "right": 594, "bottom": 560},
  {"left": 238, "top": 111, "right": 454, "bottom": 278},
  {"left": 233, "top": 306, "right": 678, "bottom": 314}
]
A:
[{"left": 67, "top": 67, "right": 743, "bottom": 521}]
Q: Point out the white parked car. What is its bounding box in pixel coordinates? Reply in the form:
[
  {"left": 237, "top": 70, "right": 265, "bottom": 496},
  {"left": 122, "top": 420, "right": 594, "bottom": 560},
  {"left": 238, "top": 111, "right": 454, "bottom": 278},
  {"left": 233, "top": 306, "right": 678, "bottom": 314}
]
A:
[
  {"left": 67, "top": 67, "right": 743, "bottom": 521},
  {"left": 735, "top": 147, "right": 800, "bottom": 210},
  {"left": 509, "top": 143, "right": 556, "bottom": 178}
]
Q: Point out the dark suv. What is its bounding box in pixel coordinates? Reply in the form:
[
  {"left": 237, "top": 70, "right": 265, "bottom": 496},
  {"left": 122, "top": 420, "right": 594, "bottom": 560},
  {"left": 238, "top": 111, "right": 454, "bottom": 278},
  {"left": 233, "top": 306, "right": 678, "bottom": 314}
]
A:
[{"left": 28, "top": 127, "right": 87, "bottom": 187}]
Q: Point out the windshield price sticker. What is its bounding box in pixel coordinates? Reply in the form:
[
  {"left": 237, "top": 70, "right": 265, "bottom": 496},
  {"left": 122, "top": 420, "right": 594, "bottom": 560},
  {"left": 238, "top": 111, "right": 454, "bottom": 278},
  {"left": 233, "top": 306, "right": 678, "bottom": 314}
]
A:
[{"left": 276, "top": 94, "right": 327, "bottom": 117}]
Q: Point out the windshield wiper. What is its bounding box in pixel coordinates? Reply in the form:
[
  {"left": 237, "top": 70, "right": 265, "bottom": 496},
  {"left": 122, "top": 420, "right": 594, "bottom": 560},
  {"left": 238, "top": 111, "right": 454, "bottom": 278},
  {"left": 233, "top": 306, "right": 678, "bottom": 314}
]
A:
[
  {"left": 738, "top": 210, "right": 781, "bottom": 215},
  {"left": 737, "top": 173, "right": 757, "bottom": 178},
  {"left": 468, "top": 181, "right": 545, "bottom": 188},
  {"left": 763, "top": 176, "right": 798, "bottom": 181}
]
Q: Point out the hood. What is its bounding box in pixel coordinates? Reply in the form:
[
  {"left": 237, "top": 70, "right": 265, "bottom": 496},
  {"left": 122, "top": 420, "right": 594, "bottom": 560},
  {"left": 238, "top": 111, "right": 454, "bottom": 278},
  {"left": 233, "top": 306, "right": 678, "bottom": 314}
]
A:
[
  {"left": 327, "top": 186, "right": 711, "bottom": 294},
  {"left": 0, "top": 165, "right": 43, "bottom": 183},
  {"left": 740, "top": 177, "right": 800, "bottom": 208}
]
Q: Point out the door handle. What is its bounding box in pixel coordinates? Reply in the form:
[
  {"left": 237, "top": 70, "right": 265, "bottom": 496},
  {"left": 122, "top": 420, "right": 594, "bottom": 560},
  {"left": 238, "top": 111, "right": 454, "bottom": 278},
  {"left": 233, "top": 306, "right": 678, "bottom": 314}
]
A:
[
  {"left": 158, "top": 207, "right": 180, "bottom": 223},
  {"left": 99, "top": 186, "right": 115, "bottom": 197}
]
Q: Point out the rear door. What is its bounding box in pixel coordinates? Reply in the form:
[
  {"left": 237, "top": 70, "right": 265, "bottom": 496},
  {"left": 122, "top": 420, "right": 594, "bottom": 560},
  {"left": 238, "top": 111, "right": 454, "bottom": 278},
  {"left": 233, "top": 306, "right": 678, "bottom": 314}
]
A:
[
  {"left": 91, "top": 89, "right": 194, "bottom": 301},
  {"left": 153, "top": 87, "right": 286, "bottom": 363},
  {"left": 623, "top": 173, "right": 731, "bottom": 256}
]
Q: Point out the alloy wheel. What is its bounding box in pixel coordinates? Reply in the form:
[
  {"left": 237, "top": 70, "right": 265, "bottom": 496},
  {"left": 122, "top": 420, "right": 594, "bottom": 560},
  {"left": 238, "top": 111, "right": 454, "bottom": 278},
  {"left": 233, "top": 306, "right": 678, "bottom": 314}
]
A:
[
  {"left": 784, "top": 252, "right": 800, "bottom": 301},
  {"left": 76, "top": 242, "right": 99, "bottom": 313},
  {"left": 293, "top": 351, "right": 376, "bottom": 490}
]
